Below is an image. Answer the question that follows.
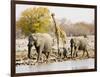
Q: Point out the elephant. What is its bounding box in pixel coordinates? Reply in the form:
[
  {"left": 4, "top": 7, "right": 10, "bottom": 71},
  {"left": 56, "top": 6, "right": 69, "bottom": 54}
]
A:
[
  {"left": 56, "top": 47, "right": 68, "bottom": 61},
  {"left": 62, "top": 47, "right": 68, "bottom": 59},
  {"left": 60, "top": 47, "right": 67, "bottom": 59},
  {"left": 70, "top": 38, "right": 89, "bottom": 58},
  {"left": 27, "top": 33, "right": 53, "bottom": 63}
]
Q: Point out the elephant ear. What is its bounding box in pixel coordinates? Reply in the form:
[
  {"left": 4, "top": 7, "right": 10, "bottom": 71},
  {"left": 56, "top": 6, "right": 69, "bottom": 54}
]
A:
[
  {"left": 32, "top": 34, "right": 40, "bottom": 47},
  {"left": 32, "top": 35, "right": 37, "bottom": 41},
  {"left": 36, "top": 37, "right": 42, "bottom": 47}
]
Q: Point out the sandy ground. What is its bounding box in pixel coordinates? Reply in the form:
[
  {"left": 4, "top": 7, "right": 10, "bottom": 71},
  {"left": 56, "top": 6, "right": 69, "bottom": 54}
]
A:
[{"left": 16, "top": 35, "right": 95, "bottom": 65}]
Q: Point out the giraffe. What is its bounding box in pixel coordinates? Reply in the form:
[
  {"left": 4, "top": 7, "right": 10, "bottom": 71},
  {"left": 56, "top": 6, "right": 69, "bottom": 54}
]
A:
[
  {"left": 51, "top": 13, "right": 67, "bottom": 59},
  {"left": 56, "top": 25, "right": 67, "bottom": 48}
]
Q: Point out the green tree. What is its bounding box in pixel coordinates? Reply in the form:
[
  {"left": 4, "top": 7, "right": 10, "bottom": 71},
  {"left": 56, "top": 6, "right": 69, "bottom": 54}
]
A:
[{"left": 16, "top": 7, "right": 51, "bottom": 36}]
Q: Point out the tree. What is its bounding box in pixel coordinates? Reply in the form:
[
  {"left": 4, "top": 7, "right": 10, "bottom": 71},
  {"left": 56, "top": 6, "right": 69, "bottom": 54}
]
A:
[{"left": 16, "top": 7, "right": 51, "bottom": 36}]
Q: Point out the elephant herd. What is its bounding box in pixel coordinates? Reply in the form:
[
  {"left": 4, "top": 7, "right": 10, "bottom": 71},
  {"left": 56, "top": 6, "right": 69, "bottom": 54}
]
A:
[{"left": 27, "top": 33, "right": 90, "bottom": 63}]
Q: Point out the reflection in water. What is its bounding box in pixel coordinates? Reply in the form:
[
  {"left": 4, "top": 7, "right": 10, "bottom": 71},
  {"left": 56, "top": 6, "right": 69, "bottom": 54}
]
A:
[{"left": 16, "top": 59, "right": 94, "bottom": 73}]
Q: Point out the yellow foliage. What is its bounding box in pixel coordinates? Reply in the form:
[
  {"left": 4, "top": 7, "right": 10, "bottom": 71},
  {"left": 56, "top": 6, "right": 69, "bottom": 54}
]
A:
[{"left": 16, "top": 7, "right": 51, "bottom": 36}]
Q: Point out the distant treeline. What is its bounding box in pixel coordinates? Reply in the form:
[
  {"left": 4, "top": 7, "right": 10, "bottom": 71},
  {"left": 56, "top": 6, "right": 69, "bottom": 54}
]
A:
[
  {"left": 16, "top": 21, "right": 94, "bottom": 38},
  {"left": 60, "top": 22, "right": 94, "bottom": 36}
]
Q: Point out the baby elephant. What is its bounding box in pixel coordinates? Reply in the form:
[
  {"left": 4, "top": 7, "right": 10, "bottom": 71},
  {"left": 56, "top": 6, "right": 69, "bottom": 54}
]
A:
[
  {"left": 70, "top": 38, "right": 89, "bottom": 58},
  {"left": 27, "top": 33, "right": 53, "bottom": 63},
  {"left": 58, "top": 47, "right": 67, "bottom": 60}
]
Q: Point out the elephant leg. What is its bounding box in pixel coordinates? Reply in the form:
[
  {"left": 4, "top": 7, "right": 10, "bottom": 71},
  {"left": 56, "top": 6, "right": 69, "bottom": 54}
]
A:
[
  {"left": 76, "top": 50, "right": 78, "bottom": 57},
  {"left": 70, "top": 47, "right": 73, "bottom": 58},
  {"left": 86, "top": 50, "right": 89, "bottom": 58},
  {"left": 63, "top": 55, "right": 67, "bottom": 59},
  {"left": 37, "top": 47, "right": 42, "bottom": 63},
  {"left": 37, "top": 54, "right": 40, "bottom": 63},
  {"left": 57, "top": 49, "right": 60, "bottom": 61},
  {"left": 46, "top": 52, "right": 50, "bottom": 62},
  {"left": 28, "top": 46, "right": 32, "bottom": 59},
  {"left": 71, "top": 46, "right": 75, "bottom": 59},
  {"left": 63, "top": 53, "right": 66, "bottom": 59},
  {"left": 72, "top": 52, "right": 75, "bottom": 58},
  {"left": 73, "top": 47, "right": 78, "bottom": 58},
  {"left": 63, "top": 49, "right": 67, "bottom": 59},
  {"left": 82, "top": 50, "right": 85, "bottom": 57},
  {"left": 76, "top": 47, "right": 79, "bottom": 57},
  {"left": 37, "top": 51, "right": 41, "bottom": 63},
  {"left": 65, "top": 52, "right": 68, "bottom": 58}
]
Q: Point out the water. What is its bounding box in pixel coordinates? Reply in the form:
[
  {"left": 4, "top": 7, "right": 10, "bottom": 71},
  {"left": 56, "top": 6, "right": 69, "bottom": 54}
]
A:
[{"left": 16, "top": 58, "right": 94, "bottom": 73}]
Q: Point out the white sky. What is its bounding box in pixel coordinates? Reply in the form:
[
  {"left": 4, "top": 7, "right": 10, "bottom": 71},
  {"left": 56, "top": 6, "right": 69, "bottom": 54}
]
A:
[{"left": 16, "top": 4, "right": 94, "bottom": 23}]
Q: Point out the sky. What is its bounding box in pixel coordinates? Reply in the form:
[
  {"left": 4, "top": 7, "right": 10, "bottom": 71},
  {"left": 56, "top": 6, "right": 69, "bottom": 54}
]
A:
[{"left": 16, "top": 4, "right": 94, "bottom": 23}]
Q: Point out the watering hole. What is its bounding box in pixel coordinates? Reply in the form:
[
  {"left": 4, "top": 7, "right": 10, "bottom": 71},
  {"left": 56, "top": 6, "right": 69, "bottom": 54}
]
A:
[{"left": 16, "top": 58, "right": 94, "bottom": 73}]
